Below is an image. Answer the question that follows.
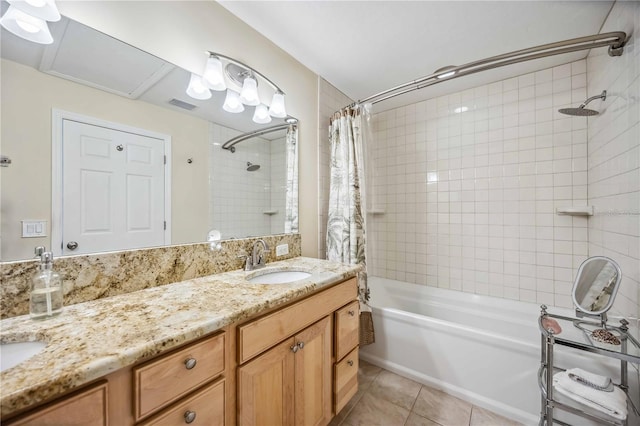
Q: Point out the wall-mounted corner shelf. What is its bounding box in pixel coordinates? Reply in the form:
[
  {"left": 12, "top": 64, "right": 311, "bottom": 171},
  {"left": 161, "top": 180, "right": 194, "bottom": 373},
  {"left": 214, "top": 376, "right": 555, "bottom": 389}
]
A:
[
  {"left": 367, "top": 209, "right": 386, "bottom": 215},
  {"left": 556, "top": 206, "right": 593, "bottom": 216},
  {"left": 263, "top": 210, "right": 279, "bottom": 216}
]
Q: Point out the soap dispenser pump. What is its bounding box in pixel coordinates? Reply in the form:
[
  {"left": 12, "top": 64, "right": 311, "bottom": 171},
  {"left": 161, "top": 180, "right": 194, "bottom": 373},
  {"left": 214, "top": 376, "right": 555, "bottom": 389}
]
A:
[{"left": 30, "top": 251, "right": 63, "bottom": 319}]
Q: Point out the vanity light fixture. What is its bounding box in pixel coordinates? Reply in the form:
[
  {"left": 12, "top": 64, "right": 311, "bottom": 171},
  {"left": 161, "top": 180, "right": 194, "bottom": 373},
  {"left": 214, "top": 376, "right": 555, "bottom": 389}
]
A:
[
  {"left": 202, "top": 54, "right": 226, "bottom": 91},
  {"left": 239, "top": 74, "right": 260, "bottom": 106},
  {"left": 0, "top": 0, "right": 60, "bottom": 45},
  {"left": 186, "top": 73, "right": 212, "bottom": 100},
  {"left": 252, "top": 104, "right": 272, "bottom": 124},
  {"left": 0, "top": 5, "right": 53, "bottom": 44},
  {"left": 222, "top": 89, "right": 244, "bottom": 113},
  {"left": 186, "top": 51, "right": 287, "bottom": 123},
  {"left": 269, "top": 91, "right": 287, "bottom": 118},
  {"left": 7, "top": 0, "right": 60, "bottom": 22}
]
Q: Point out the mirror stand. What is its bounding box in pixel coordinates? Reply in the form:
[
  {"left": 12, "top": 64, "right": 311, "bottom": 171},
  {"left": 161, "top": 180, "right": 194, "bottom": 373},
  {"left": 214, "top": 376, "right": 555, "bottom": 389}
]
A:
[{"left": 575, "top": 309, "right": 608, "bottom": 329}]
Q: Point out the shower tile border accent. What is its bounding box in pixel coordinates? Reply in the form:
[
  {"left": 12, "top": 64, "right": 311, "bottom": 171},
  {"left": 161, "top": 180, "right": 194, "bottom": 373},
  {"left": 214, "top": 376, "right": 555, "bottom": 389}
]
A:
[{"left": 0, "top": 233, "right": 301, "bottom": 319}]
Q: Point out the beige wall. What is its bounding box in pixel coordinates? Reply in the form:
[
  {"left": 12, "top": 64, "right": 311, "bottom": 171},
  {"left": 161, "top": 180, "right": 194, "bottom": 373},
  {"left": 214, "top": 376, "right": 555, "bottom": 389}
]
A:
[
  {"left": 57, "top": 1, "right": 320, "bottom": 258},
  {"left": 1, "top": 59, "right": 210, "bottom": 260}
]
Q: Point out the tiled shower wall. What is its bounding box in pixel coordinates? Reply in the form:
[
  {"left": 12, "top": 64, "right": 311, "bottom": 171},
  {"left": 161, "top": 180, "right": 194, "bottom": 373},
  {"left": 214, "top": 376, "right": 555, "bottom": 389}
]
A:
[
  {"left": 586, "top": 1, "right": 640, "bottom": 320},
  {"left": 317, "top": 77, "right": 354, "bottom": 259},
  {"left": 209, "top": 123, "right": 285, "bottom": 238},
  {"left": 369, "top": 60, "right": 594, "bottom": 309}
]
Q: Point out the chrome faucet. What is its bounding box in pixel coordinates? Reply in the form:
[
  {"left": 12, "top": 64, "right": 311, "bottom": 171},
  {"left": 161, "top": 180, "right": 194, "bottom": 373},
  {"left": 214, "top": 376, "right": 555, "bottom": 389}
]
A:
[
  {"left": 240, "top": 240, "right": 271, "bottom": 271},
  {"left": 251, "top": 239, "right": 270, "bottom": 270}
]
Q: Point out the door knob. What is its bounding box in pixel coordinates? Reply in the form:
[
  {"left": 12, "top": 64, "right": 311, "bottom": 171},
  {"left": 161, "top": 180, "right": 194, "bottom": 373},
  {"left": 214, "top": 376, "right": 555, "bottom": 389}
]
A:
[{"left": 66, "top": 241, "right": 78, "bottom": 250}]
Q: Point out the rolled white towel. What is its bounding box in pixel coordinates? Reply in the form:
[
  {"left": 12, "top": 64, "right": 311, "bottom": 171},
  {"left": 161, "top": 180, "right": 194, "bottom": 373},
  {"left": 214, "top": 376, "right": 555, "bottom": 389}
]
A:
[
  {"left": 567, "top": 367, "right": 612, "bottom": 391},
  {"left": 553, "top": 371, "right": 627, "bottom": 421}
]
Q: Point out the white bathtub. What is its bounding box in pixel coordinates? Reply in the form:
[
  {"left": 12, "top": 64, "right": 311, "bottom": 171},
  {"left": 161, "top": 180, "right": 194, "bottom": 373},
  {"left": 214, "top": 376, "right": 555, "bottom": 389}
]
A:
[{"left": 359, "top": 277, "right": 629, "bottom": 426}]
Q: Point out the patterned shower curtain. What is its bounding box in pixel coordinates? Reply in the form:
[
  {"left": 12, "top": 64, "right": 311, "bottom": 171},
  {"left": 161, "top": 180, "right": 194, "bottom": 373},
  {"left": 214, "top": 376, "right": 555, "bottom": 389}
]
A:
[
  {"left": 326, "top": 106, "right": 367, "bottom": 267},
  {"left": 284, "top": 125, "right": 299, "bottom": 233},
  {"left": 327, "top": 105, "right": 375, "bottom": 345}
]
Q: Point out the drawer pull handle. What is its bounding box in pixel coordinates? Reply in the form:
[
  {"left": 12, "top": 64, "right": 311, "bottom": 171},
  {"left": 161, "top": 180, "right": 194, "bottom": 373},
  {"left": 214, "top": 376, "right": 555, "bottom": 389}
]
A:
[
  {"left": 184, "top": 410, "right": 197, "bottom": 424},
  {"left": 297, "top": 341, "right": 304, "bottom": 350},
  {"left": 347, "top": 360, "right": 354, "bottom": 366},
  {"left": 348, "top": 310, "right": 355, "bottom": 316},
  {"left": 291, "top": 344, "right": 299, "bottom": 353},
  {"left": 184, "top": 358, "right": 197, "bottom": 370}
]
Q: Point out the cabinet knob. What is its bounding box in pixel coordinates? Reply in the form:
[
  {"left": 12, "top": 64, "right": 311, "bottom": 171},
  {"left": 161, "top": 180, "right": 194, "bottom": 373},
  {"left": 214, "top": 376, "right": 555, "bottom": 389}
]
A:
[
  {"left": 290, "top": 344, "right": 299, "bottom": 353},
  {"left": 297, "top": 341, "right": 304, "bottom": 350},
  {"left": 348, "top": 310, "right": 355, "bottom": 316},
  {"left": 184, "top": 358, "right": 197, "bottom": 370},
  {"left": 347, "top": 359, "right": 354, "bottom": 366},
  {"left": 184, "top": 410, "right": 197, "bottom": 424}
]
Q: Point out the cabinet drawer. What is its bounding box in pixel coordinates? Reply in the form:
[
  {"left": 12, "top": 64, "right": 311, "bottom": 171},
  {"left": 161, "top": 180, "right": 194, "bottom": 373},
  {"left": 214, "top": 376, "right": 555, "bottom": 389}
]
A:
[
  {"left": 140, "top": 379, "right": 225, "bottom": 426},
  {"left": 334, "top": 347, "right": 358, "bottom": 414},
  {"left": 335, "top": 300, "right": 359, "bottom": 360},
  {"left": 134, "top": 333, "right": 225, "bottom": 420},
  {"left": 238, "top": 277, "right": 357, "bottom": 364},
  {"left": 7, "top": 381, "right": 108, "bottom": 426}
]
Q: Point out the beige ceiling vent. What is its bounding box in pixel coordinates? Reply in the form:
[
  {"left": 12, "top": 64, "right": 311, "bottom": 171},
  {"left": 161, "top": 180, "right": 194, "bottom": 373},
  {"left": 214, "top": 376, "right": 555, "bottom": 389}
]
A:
[{"left": 168, "top": 99, "right": 197, "bottom": 111}]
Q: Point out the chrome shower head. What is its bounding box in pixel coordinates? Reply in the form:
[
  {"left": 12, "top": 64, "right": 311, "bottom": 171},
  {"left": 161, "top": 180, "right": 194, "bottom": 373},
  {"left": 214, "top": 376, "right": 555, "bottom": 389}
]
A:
[
  {"left": 246, "top": 162, "right": 260, "bottom": 172},
  {"left": 558, "top": 107, "right": 600, "bottom": 116},
  {"left": 559, "top": 90, "right": 606, "bottom": 116}
]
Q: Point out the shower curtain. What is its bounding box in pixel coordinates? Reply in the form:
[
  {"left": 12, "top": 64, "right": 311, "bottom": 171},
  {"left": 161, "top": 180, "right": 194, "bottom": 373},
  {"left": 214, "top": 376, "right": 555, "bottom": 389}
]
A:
[
  {"left": 327, "top": 105, "right": 375, "bottom": 345},
  {"left": 284, "top": 125, "right": 298, "bottom": 233},
  {"left": 326, "top": 106, "right": 367, "bottom": 265}
]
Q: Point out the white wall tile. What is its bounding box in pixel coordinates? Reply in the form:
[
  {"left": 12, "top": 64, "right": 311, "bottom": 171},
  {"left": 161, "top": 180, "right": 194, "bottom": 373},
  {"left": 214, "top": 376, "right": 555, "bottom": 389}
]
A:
[
  {"left": 370, "top": 60, "right": 590, "bottom": 306},
  {"left": 586, "top": 1, "right": 640, "bottom": 320}
]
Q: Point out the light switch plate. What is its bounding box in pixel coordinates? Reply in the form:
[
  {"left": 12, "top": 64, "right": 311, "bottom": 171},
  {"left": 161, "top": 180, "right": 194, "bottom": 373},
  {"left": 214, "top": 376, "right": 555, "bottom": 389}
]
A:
[
  {"left": 276, "top": 244, "right": 289, "bottom": 257},
  {"left": 22, "top": 220, "right": 47, "bottom": 238}
]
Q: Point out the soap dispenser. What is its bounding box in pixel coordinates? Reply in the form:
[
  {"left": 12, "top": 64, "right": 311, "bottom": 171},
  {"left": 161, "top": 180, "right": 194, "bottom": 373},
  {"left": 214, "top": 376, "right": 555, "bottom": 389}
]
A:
[{"left": 30, "top": 251, "right": 63, "bottom": 319}]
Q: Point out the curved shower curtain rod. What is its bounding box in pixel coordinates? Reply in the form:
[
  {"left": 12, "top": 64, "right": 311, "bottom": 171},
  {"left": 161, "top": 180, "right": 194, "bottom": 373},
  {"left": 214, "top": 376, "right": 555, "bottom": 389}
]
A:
[
  {"left": 347, "top": 31, "right": 627, "bottom": 108},
  {"left": 222, "top": 120, "right": 297, "bottom": 153}
]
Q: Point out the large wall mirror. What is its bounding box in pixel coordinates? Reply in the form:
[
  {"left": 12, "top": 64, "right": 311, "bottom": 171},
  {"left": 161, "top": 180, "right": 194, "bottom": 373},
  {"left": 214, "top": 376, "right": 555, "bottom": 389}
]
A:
[{"left": 0, "top": 10, "right": 299, "bottom": 262}]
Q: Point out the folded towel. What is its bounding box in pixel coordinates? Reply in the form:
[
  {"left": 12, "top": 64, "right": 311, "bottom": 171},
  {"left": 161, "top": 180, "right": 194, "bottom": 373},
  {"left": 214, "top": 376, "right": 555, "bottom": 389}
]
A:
[
  {"left": 553, "top": 371, "right": 627, "bottom": 421},
  {"left": 567, "top": 367, "right": 613, "bottom": 391}
]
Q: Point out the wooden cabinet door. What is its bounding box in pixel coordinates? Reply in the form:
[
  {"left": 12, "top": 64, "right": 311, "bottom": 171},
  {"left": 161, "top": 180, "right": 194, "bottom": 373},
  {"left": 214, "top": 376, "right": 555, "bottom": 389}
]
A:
[
  {"left": 7, "top": 382, "right": 108, "bottom": 426},
  {"left": 294, "top": 316, "right": 332, "bottom": 426},
  {"left": 238, "top": 337, "right": 295, "bottom": 426}
]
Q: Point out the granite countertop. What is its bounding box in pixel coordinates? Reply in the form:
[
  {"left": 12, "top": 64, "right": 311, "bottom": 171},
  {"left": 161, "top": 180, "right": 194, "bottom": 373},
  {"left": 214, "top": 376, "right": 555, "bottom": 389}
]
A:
[{"left": 0, "top": 257, "right": 361, "bottom": 417}]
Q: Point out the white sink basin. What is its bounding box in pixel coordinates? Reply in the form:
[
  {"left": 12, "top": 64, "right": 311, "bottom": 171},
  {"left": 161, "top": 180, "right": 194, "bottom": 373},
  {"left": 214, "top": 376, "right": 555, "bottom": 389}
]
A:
[
  {"left": 247, "top": 270, "right": 312, "bottom": 284},
  {"left": 1, "top": 341, "right": 47, "bottom": 372}
]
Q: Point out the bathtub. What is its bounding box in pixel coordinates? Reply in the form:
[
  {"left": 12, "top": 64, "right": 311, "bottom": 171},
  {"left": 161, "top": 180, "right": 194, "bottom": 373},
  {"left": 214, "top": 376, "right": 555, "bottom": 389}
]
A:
[{"left": 359, "top": 277, "right": 630, "bottom": 426}]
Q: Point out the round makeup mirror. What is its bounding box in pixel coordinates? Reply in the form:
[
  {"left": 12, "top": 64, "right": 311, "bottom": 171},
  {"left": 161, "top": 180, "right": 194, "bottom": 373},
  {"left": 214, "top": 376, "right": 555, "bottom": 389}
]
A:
[{"left": 572, "top": 256, "right": 622, "bottom": 316}]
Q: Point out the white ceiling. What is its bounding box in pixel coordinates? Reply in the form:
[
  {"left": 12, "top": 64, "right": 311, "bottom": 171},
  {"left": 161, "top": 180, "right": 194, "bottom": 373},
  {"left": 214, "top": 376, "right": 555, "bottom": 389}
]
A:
[{"left": 220, "top": 1, "right": 615, "bottom": 111}]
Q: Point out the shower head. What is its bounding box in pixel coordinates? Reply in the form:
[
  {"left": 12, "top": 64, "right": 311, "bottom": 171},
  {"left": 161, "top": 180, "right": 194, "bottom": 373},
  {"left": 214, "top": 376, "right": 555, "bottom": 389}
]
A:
[
  {"left": 246, "top": 162, "right": 260, "bottom": 172},
  {"left": 559, "top": 90, "right": 606, "bottom": 116},
  {"left": 558, "top": 107, "right": 600, "bottom": 116}
]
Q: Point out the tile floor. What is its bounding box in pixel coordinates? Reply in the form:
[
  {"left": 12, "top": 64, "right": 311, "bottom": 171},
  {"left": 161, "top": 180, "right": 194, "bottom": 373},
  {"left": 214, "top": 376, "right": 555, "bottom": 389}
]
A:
[{"left": 330, "top": 360, "right": 523, "bottom": 426}]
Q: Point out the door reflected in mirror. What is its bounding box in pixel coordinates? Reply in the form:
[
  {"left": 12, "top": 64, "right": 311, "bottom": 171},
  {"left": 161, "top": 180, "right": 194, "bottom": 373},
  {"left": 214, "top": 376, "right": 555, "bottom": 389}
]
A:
[{"left": 572, "top": 256, "right": 622, "bottom": 315}]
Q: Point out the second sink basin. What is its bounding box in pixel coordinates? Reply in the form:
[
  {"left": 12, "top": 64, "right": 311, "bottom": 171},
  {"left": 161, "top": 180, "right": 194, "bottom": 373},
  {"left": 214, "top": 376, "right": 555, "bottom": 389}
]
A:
[
  {"left": 247, "top": 270, "right": 312, "bottom": 284},
  {"left": 1, "top": 341, "right": 47, "bottom": 372}
]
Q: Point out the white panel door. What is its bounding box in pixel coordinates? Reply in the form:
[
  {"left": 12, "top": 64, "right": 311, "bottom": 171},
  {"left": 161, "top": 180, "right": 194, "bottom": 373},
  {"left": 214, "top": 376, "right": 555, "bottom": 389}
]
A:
[{"left": 62, "top": 120, "right": 166, "bottom": 255}]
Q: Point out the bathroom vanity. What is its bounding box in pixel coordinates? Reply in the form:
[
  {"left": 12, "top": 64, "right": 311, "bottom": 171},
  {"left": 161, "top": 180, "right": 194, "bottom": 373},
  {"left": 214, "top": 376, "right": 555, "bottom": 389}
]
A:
[{"left": 0, "top": 257, "right": 361, "bottom": 425}]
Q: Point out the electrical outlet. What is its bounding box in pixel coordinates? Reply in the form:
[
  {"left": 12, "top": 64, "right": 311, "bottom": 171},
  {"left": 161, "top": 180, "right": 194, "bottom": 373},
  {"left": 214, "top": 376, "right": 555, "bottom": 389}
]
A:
[{"left": 276, "top": 244, "right": 289, "bottom": 257}]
